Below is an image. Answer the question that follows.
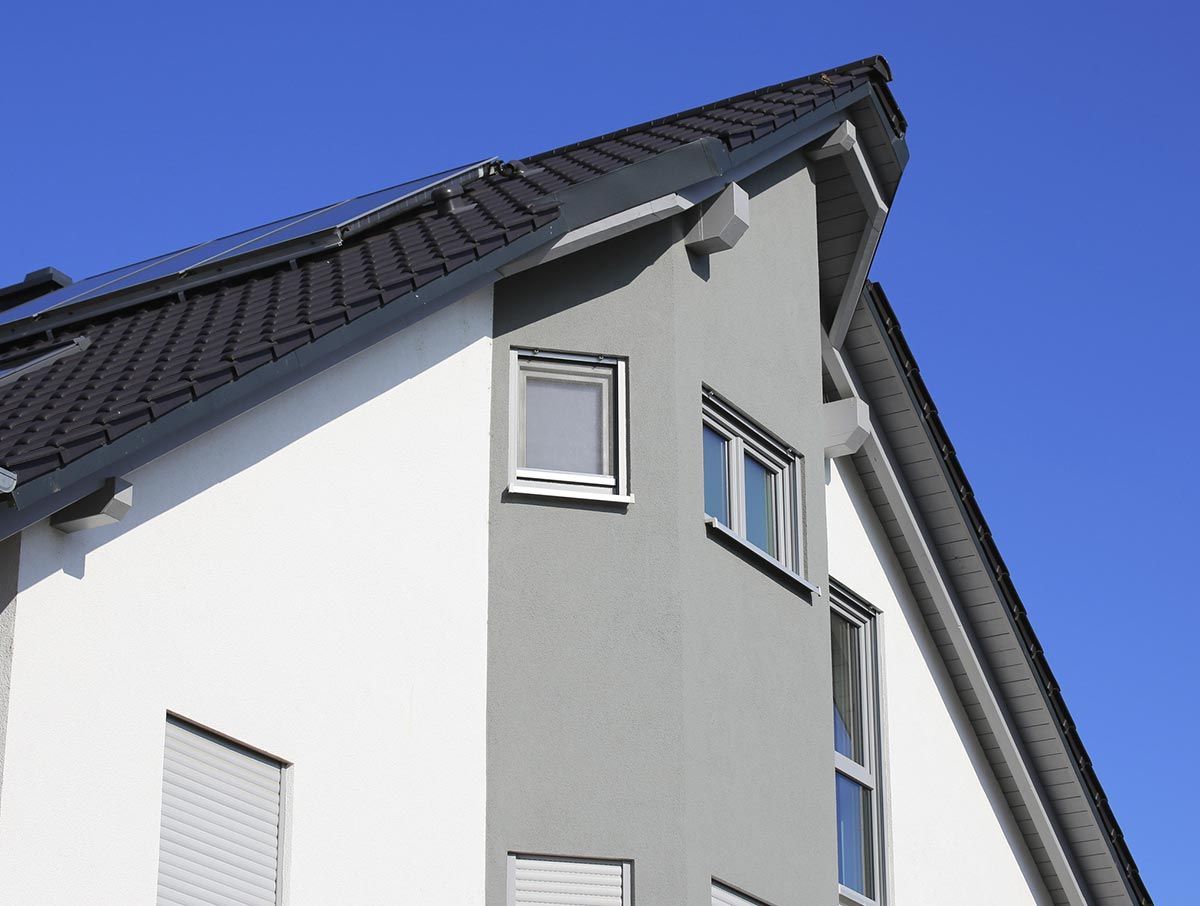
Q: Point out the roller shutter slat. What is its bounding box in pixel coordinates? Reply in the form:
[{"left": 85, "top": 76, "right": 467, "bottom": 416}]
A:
[
  {"left": 157, "top": 717, "right": 282, "bottom": 905},
  {"left": 512, "top": 856, "right": 628, "bottom": 906}
]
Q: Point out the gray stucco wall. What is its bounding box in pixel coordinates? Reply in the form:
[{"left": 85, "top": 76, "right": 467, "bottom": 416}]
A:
[
  {"left": 0, "top": 533, "right": 20, "bottom": 813},
  {"left": 486, "top": 151, "right": 834, "bottom": 905}
]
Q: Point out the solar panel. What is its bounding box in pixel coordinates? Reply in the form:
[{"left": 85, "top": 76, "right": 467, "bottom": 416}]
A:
[{"left": 0, "top": 159, "right": 493, "bottom": 331}]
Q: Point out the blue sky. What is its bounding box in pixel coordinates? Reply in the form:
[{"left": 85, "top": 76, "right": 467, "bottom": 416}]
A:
[{"left": 2, "top": 1, "right": 1191, "bottom": 899}]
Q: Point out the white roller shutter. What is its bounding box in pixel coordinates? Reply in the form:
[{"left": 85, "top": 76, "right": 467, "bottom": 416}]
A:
[
  {"left": 509, "top": 854, "right": 631, "bottom": 906},
  {"left": 712, "top": 880, "right": 769, "bottom": 906},
  {"left": 157, "top": 716, "right": 284, "bottom": 906}
]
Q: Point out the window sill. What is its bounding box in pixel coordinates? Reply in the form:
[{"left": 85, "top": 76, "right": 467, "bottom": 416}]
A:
[
  {"left": 507, "top": 484, "right": 634, "bottom": 505},
  {"left": 838, "top": 884, "right": 877, "bottom": 906},
  {"left": 704, "top": 517, "right": 818, "bottom": 597}
]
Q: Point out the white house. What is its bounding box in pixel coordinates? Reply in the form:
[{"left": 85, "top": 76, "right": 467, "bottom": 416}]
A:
[{"left": 0, "top": 56, "right": 1149, "bottom": 906}]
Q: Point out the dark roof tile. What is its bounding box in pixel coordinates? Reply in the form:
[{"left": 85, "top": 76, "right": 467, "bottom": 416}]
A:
[{"left": 0, "top": 55, "right": 896, "bottom": 494}]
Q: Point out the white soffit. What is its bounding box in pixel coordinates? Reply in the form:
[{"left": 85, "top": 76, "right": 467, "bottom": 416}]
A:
[{"left": 821, "top": 333, "right": 1090, "bottom": 906}]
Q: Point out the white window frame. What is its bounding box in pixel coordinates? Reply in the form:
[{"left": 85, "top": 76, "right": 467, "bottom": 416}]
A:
[
  {"left": 702, "top": 386, "right": 805, "bottom": 577},
  {"left": 830, "top": 581, "right": 887, "bottom": 906},
  {"left": 508, "top": 348, "right": 631, "bottom": 503}
]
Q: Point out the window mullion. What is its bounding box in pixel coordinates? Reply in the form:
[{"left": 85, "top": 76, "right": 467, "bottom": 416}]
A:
[{"left": 731, "top": 436, "right": 746, "bottom": 536}]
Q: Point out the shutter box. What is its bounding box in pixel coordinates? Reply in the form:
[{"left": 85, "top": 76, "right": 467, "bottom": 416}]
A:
[{"left": 509, "top": 853, "right": 632, "bottom": 906}]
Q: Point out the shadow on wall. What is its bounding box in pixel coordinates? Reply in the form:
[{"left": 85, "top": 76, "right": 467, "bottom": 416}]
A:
[
  {"left": 833, "top": 462, "right": 1056, "bottom": 903},
  {"left": 496, "top": 216, "right": 681, "bottom": 337},
  {"left": 16, "top": 298, "right": 490, "bottom": 593}
]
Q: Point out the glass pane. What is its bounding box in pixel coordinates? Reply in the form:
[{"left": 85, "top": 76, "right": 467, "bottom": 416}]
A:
[
  {"left": 831, "top": 614, "right": 864, "bottom": 763},
  {"left": 836, "top": 773, "right": 874, "bottom": 897},
  {"left": 524, "top": 375, "right": 607, "bottom": 474},
  {"left": 743, "top": 454, "right": 776, "bottom": 556},
  {"left": 703, "top": 426, "right": 729, "bottom": 524}
]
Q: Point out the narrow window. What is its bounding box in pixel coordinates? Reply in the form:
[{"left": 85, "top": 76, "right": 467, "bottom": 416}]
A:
[
  {"left": 831, "top": 613, "right": 863, "bottom": 761},
  {"left": 510, "top": 349, "right": 629, "bottom": 501},
  {"left": 157, "top": 715, "right": 287, "bottom": 906},
  {"left": 701, "top": 387, "right": 804, "bottom": 575},
  {"left": 742, "top": 453, "right": 777, "bottom": 557},
  {"left": 703, "top": 425, "right": 730, "bottom": 525},
  {"left": 509, "top": 854, "right": 631, "bottom": 906},
  {"left": 830, "top": 582, "right": 886, "bottom": 905}
]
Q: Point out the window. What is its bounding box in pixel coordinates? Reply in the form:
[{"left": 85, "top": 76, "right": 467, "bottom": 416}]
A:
[
  {"left": 509, "top": 854, "right": 631, "bottom": 906},
  {"left": 509, "top": 349, "right": 630, "bottom": 502},
  {"left": 702, "top": 387, "right": 804, "bottom": 575},
  {"left": 157, "top": 715, "right": 288, "bottom": 906},
  {"left": 830, "top": 582, "right": 885, "bottom": 905}
]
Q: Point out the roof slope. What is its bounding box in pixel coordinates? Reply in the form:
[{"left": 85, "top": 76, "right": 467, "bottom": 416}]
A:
[
  {"left": 0, "top": 52, "right": 1150, "bottom": 906},
  {"left": 841, "top": 283, "right": 1151, "bottom": 905},
  {"left": 0, "top": 56, "right": 894, "bottom": 495}
]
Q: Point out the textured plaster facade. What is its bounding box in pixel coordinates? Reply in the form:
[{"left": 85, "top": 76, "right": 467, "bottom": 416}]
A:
[
  {"left": 486, "top": 152, "right": 836, "bottom": 906},
  {"left": 826, "top": 456, "right": 1052, "bottom": 906},
  {"left": 0, "top": 289, "right": 494, "bottom": 904}
]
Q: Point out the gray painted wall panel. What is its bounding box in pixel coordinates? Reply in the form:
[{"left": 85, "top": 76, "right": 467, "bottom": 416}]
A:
[
  {"left": 487, "top": 152, "right": 831, "bottom": 905},
  {"left": 0, "top": 534, "right": 17, "bottom": 812}
]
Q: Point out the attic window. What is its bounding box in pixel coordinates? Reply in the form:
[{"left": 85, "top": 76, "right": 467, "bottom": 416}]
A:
[
  {"left": 507, "top": 348, "right": 631, "bottom": 504},
  {"left": 0, "top": 336, "right": 90, "bottom": 391}
]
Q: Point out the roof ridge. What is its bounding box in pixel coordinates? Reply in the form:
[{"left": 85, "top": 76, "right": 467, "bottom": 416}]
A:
[{"left": 526, "top": 55, "right": 894, "bottom": 164}]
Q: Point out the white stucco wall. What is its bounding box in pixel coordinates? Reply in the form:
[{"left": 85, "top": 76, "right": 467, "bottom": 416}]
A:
[
  {"left": 0, "top": 288, "right": 493, "bottom": 904},
  {"left": 825, "top": 456, "right": 1052, "bottom": 906}
]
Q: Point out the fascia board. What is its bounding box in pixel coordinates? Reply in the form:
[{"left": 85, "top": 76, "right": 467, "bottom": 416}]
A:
[
  {"left": 823, "top": 328, "right": 1092, "bottom": 906},
  {"left": 0, "top": 220, "right": 562, "bottom": 542}
]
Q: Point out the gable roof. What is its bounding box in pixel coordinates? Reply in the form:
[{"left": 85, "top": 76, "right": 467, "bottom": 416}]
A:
[
  {"left": 836, "top": 283, "right": 1151, "bottom": 905},
  {"left": 0, "top": 51, "right": 1150, "bottom": 906},
  {"left": 0, "top": 55, "right": 900, "bottom": 533}
]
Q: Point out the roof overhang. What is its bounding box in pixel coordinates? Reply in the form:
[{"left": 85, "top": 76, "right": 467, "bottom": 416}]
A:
[
  {"left": 0, "top": 71, "right": 907, "bottom": 544},
  {"left": 825, "top": 283, "right": 1151, "bottom": 905}
]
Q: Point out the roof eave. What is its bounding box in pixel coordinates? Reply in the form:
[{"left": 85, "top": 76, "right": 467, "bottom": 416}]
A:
[{"left": 0, "top": 220, "right": 562, "bottom": 542}]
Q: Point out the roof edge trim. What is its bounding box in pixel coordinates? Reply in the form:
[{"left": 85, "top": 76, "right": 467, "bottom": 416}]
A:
[
  {"left": 860, "top": 281, "right": 1152, "bottom": 905},
  {"left": 527, "top": 55, "right": 897, "bottom": 164}
]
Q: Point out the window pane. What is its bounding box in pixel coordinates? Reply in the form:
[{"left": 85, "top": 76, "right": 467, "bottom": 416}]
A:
[
  {"left": 703, "top": 426, "right": 729, "bottom": 524},
  {"left": 836, "top": 773, "right": 874, "bottom": 897},
  {"left": 524, "top": 375, "right": 607, "bottom": 474},
  {"left": 831, "top": 614, "right": 864, "bottom": 763},
  {"left": 743, "top": 454, "right": 776, "bottom": 556}
]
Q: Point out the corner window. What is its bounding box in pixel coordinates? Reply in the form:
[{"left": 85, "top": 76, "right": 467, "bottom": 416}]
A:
[
  {"left": 701, "top": 387, "right": 804, "bottom": 575},
  {"left": 509, "top": 349, "right": 630, "bottom": 502},
  {"left": 831, "top": 581, "right": 886, "bottom": 905}
]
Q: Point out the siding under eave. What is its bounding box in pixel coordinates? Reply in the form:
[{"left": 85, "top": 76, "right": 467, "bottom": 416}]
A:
[{"left": 839, "top": 286, "right": 1148, "bottom": 906}]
